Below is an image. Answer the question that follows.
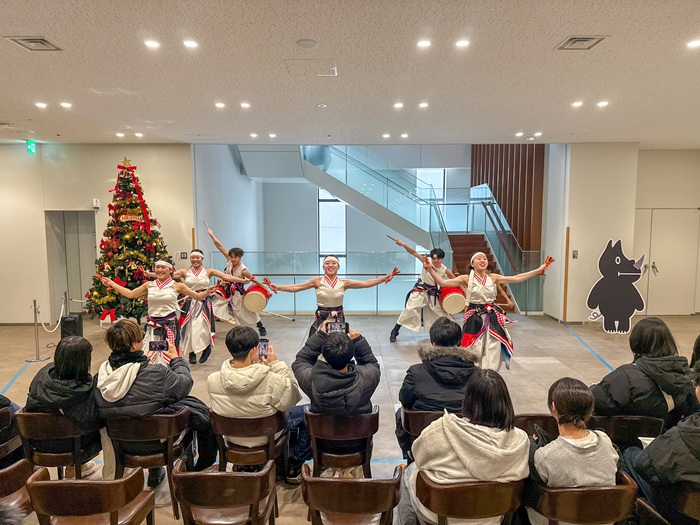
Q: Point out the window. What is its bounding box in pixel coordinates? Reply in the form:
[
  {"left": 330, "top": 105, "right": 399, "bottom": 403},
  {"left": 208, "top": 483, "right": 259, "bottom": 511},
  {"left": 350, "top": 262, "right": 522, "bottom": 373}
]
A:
[
  {"left": 318, "top": 189, "right": 346, "bottom": 271},
  {"left": 416, "top": 168, "right": 445, "bottom": 200}
]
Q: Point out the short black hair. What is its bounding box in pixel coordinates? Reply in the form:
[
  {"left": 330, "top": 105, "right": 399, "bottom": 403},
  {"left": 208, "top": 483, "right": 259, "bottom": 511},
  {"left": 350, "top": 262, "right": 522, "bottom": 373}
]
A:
[
  {"left": 690, "top": 334, "right": 700, "bottom": 368},
  {"left": 321, "top": 332, "right": 355, "bottom": 370},
  {"left": 225, "top": 326, "right": 259, "bottom": 360},
  {"left": 228, "top": 247, "right": 244, "bottom": 258},
  {"left": 55, "top": 336, "right": 93, "bottom": 384},
  {"left": 429, "top": 317, "right": 462, "bottom": 347},
  {"left": 548, "top": 377, "right": 594, "bottom": 429},
  {"left": 629, "top": 317, "right": 678, "bottom": 359},
  {"left": 462, "top": 369, "right": 514, "bottom": 431},
  {"left": 429, "top": 248, "right": 445, "bottom": 260}
]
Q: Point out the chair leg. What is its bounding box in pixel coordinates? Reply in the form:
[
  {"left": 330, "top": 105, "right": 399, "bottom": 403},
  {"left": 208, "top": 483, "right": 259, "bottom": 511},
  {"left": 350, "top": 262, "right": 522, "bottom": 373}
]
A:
[
  {"left": 363, "top": 460, "right": 372, "bottom": 479},
  {"left": 57, "top": 466, "right": 64, "bottom": 480},
  {"left": 114, "top": 461, "right": 125, "bottom": 479},
  {"left": 146, "top": 508, "right": 154, "bottom": 525},
  {"left": 166, "top": 462, "right": 180, "bottom": 520},
  {"left": 75, "top": 461, "right": 82, "bottom": 480},
  {"left": 273, "top": 485, "right": 279, "bottom": 518}
]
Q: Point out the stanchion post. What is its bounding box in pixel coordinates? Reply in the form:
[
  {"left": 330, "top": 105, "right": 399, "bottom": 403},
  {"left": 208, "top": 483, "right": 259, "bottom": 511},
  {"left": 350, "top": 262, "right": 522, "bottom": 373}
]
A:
[{"left": 27, "top": 299, "right": 50, "bottom": 363}]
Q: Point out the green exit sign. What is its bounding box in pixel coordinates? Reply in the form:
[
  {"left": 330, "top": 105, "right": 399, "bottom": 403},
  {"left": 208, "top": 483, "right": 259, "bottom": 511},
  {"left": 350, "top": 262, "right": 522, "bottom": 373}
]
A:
[{"left": 26, "top": 139, "right": 36, "bottom": 155}]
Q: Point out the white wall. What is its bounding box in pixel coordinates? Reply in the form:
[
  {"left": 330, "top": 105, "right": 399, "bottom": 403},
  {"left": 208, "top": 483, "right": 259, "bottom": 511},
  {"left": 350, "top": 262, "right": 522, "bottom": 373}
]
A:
[
  {"left": 0, "top": 143, "right": 193, "bottom": 323},
  {"left": 263, "top": 182, "right": 318, "bottom": 252},
  {"left": 565, "top": 143, "right": 640, "bottom": 322},
  {"left": 368, "top": 145, "right": 471, "bottom": 169}
]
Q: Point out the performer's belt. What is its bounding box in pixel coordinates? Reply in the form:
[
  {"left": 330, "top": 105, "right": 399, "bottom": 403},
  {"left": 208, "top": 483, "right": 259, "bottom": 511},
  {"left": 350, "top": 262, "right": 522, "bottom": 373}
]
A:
[
  {"left": 146, "top": 313, "right": 178, "bottom": 346},
  {"left": 413, "top": 280, "right": 439, "bottom": 306}
]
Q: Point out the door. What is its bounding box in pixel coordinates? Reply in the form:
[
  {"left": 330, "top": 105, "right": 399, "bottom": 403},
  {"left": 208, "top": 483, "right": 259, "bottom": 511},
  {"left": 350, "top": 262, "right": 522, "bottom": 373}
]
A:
[
  {"left": 633, "top": 209, "right": 652, "bottom": 315},
  {"left": 646, "top": 209, "right": 700, "bottom": 315}
]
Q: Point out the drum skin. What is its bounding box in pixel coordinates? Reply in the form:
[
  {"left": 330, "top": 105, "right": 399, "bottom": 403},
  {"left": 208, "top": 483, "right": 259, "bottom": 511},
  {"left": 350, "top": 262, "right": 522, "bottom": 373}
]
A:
[{"left": 439, "top": 286, "right": 466, "bottom": 314}]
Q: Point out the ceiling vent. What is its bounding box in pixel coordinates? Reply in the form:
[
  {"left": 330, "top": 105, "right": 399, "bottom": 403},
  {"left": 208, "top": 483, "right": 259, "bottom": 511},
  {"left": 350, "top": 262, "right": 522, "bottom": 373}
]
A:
[
  {"left": 556, "top": 36, "right": 606, "bottom": 51},
  {"left": 5, "top": 37, "right": 62, "bottom": 51}
]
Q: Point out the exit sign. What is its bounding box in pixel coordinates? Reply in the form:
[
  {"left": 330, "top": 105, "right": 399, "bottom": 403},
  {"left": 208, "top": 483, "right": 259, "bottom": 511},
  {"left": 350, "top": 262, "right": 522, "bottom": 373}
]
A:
[{"left": 26, "top": 139, "right": 36, "bottom": 155}]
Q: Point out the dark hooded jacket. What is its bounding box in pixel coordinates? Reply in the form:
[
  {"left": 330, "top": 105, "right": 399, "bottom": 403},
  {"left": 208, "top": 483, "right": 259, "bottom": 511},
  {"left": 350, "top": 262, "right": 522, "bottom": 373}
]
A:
[
  {"left": 25, "top": 363, "right": 101, "bottom": 431},
  {"left": 590, "top": 355, "right": 698, "bottom": 427},
  {"left": 292, "top": 331, "right": 380, "bottom": 415},
  {"left": 399, "top": 340, "right": 480, "bottom": 411}
]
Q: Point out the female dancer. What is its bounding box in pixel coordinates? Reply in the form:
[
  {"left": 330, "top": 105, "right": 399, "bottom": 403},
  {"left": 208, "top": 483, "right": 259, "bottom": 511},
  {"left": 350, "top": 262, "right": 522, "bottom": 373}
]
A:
[
  {"left": 427, "top": 252, "right": 546, "bottom": 370},
  {"left": 268, "top": 255, "right": 396, "bottom": 336},
  {"left": 99, "top": 258, "right": 215, "bottom": 365},
  {"left": 207, "top": 226, "right": 270, "bottom": 336},
  {"left": 142, "top": 250, "right": 249, "bottom": 364},
  {"left": 390, "top": 238, "right": 456, "bottom": 342}
]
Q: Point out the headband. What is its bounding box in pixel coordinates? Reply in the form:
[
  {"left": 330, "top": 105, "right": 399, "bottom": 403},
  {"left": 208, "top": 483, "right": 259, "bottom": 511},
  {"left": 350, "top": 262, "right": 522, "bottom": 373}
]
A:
[
  {"left": 470, "top": 252, "right": 486, "bottom": 264},
  {"left": 154, "top": 260, "right": 173, "bottom": 269},
  {"left": 323, "top": 255, "right": 340, "bottom": 264},
  {"left": 190, "top": 251, "right": 204, "bottom": 259}
]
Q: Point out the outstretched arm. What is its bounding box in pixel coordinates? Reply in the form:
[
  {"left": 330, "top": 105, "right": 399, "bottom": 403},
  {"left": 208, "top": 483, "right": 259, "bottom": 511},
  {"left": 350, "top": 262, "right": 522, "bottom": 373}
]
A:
[
  {"left": 98, "top": 275, "right": 149, "bottom": 299},
  {"left": 425, "top": 265, "right": 467, "bottom": 288},
  {"left": 174, "top": 282, "right": 217, "bottom": 301},
  {"left": 241, "top": 268, "right": 268, "bottom": 290},
  {"left": 268, "top": 278, "right": 319, "bottom": 293},
  {"left": 344, "top": 272, "right": 395, "bottom": 289},
  {"left": 206, "top": 225, "right": 229, "bottom": 259},
  {"left": 393, "top": 237, "right": 424, "bottom": 262},
  {"left": 493, "top": 264, "right": 547, "bottom": 284},
  {"left": 208, "top": 268, "right": 248, "bottom": 283}
]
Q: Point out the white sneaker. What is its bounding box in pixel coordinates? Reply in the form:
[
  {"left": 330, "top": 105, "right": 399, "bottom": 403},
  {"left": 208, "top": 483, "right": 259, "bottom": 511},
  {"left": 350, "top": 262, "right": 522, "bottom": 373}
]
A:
[{"left": 64, "top": 461, "right": 98, "bottom": 478}]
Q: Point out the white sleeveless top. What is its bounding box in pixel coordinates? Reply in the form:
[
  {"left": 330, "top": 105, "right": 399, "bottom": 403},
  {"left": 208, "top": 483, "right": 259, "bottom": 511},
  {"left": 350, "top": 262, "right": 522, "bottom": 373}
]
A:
[
  {"left": 225, "top": 261, "right": 247, "bottom": 279},
  {"left": 147, "top": 278, "right": 179, "bottom": 317},
  {"left": 316, "top": 275, "right": 345, "bottom": 308},
  {"left": 183, "top": 266, "right": 209, "bottom": 291},
  {"left": 465, "top": 271, "right": 497, "bottom": 305},
  {"left": 420, "top": 263, "right": 448, "bottom": 286}
]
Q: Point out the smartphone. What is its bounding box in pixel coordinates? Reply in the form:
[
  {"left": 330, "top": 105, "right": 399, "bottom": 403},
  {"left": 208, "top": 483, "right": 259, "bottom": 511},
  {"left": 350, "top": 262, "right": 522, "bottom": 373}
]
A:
[
  {"left": 327, "top": 322, "right": 345, "bottom": 333},
  {"left": 149, "top": 340, "right": 169, "bottom": 352},
  {"left": 258, "top": 338, "right": 269, "bottom": 359}
]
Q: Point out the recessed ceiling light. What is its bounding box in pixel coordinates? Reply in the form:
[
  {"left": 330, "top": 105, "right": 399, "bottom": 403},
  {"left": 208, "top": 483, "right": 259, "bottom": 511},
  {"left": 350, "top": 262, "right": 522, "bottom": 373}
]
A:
[
  {"left": 135, "top": 133, "right": 143, "bottom": 138},
  {"left": 515, "top": 132, "right": 524, "bottom": 137},
  {"left": 394, "top": 102, "right": 404, "bottom": 109},
  {"left": 455, "top": 40, "right": 470, "bottom": 47},
  {"left": 116, "top": 133, "right": 125, "bottom": 138},
  {"left": 687, "top": 40, "right": 700, "bottom": 48},
  {"left": 296, "top": 39, "right": 318, "bottom": 48},
  {"left": 250, "top": 133, "right": 258, "bottom": 138},
  {"left": 60, "top": 102, "right": 72, "bottom": 108},
  {"left": 183, "top": 40, "right": 198, "bottom": 48},
  {"left": 240, "top": 102, "right": 251, "bottom": 108},
  {"left": 317, "top": 103, "right": 327, "bottom": 108},
  {"left": 418, "top": 102, "right": 429, "bottom": 108},
  {"left": 401, "top": 133, "right": 409, "bottom": 138},
  {"left": 215, "top": 102, "right": 225, "bottom": 108},
  {"left": 571, "top": 101, "right": 584, "bottom": 108},
  {"left": 144, "top": 40, "right": 160, "bottom": 48},
  {"left": 597, "top": 101, "right": 609, "bottom": 107},
  {"left": 534, "top": 132, "right": 542, "bottom": 137},
  {"left": 382, "top": 133, "right": 390, "bottom": 138},
  {"left": 417, "top": 40, "right": 431, "bottom": 47},
  {"left": 527, "top": 136, "right": 535, "bottom": 142},
  {"left": 35, "top": 102, "right": 47, "bottom": 108},
  {"left": 269, "top": 133, "right": 276, "bottom": 138}
]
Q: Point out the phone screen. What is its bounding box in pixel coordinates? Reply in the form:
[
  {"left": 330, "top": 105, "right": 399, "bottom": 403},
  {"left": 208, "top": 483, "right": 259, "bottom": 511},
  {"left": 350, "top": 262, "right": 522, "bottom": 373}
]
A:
[
  {"left": 327, "top": 322, "right": 345, "bottom": 333},
  {"left": 149, "top": 340, "right": 168, "bottom": 352},
  {"left": 259, "top": 339, "right": 269, "bottom": 358}
]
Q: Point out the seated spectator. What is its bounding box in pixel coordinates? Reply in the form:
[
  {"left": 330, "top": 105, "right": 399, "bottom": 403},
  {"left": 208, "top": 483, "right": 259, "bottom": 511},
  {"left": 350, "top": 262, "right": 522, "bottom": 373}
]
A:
[
  {"left": 208, "top": 326, "right": 306, "bottom": 481},
  {"left": 691, "top": 333, "right": 700, "bottom": 368},
  {"left": 590, "top": 317, "right": 697, "bottom": 427},
  {"left": 0, "top": 394, "right": 22, "bottom": 469},
  {"left": 527, "top": 377, "right": 619, "bottom": 525},
  {"left": 622, "top": 361, "right": 700, "bottom": 525},
  {"left": 395, "top": 317, "right": 479, "bottom": 461},
  {"left": 95, "top": 319, "right": 217, "bottom": 487},
  {"left": 24, "top": 336, "right": 101, "bottom": 476},
  {"left": 395, "top": 369, "right": 530, "bottom": 525}
]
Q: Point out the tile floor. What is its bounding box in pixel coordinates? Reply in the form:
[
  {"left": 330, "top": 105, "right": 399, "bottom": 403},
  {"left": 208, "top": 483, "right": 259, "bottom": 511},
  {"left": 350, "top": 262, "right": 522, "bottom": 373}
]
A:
[{"left": 3, "top": 312, "right": 699, "bottom": 524}]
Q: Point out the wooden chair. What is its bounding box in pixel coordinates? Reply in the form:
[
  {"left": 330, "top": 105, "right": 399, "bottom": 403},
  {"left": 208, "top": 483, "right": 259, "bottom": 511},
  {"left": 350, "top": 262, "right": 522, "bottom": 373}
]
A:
[
  {"left": 173, "top": 459, "right": 276, "bottom": 525},
  {"left": 524, "top": 470, "right": 637, "bottom": 524},
  {"left": 588, "top": 415, "right": 665, "bottom": 451},
  {"left": 401, "top": 407, "right": 461, "bottom": 438},
  {"left": 107, "top": 407, "right": 194, "bottom": 519},
  {"left": 0, "top": 458, "right": 34, "bottom": 515},
  {"left": 14, "top": 410, "right": 101, "bottom": 479},
  {"left": 27, "top": 465, "right": 155, "bottom": 525},
  {"left": 636, "top": 481, "right": 700, "bottom": 524},
  {"left": 0, "top": 407, "right": 23, "bottom": 467},
  {"left": 209, "top": 409, "right": 288, "bottom": 472},
  {"left": 415, "top": 470, "right": 524, "bottom": 525},
  {"left": 636, "top": 498, "right": 672, "bottom": 525},
  {"left": 301, "top": 463, "right": 402, "bottom": 525},
  {"left": 304, "top": 405, "right": 379, "bottom": 478}
]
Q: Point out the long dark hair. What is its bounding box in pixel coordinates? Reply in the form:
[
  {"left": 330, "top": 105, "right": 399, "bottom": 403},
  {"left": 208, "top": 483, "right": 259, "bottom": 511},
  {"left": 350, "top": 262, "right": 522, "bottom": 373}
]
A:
[
  {"left": 629, "top": 317, "right": 678, "bottom": 359},
  {"left": 462, "top": 369, "right": 515, "bottom": 431},
  {"left": 548, "top": 377, "right": 593, "bottom": 429},
  {"left": 54, "top": 336, "right": 93, "bottom": 384}
]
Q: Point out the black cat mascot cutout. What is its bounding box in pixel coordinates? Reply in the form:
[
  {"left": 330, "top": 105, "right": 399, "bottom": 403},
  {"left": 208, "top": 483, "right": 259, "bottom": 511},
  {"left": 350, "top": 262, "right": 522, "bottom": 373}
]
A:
[{"left": 587, "top": 240, "right": 645, "bottom": 334}]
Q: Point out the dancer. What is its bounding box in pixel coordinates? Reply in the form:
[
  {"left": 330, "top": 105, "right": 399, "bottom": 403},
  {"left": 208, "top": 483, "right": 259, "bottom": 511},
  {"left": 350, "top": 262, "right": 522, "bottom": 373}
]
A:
[
  {"left": 389, "top": 238, "right": 455, "bottom": 342},
  {"left": 426, "top": 252, "right": 547, "bottom": 370},
  {"left": 207, "top": 225, "right": 270, "bottom": 336},
  {"left": 268, "top": 255, "right": 396, "bottom": 336},
  {"left": 98, "top": 258, "right": 215, "bottom": 366}
]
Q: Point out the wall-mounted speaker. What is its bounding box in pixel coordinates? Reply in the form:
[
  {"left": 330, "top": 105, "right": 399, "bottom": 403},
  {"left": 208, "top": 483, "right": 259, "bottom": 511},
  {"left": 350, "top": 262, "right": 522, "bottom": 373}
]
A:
[{"left": 60, "top": 315, "right": 83, "bottom": 338}]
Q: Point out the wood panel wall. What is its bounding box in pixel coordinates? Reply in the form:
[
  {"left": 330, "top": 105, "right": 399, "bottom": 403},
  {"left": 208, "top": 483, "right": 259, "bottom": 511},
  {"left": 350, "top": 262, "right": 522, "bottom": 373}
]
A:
[{"left": 471, "top": 144, "right": 544, "bottom": 251}]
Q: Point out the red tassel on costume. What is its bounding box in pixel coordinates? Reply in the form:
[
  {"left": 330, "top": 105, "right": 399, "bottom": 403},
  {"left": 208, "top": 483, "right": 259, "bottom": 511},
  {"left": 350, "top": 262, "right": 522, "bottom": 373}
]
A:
[{"left": 461, "top": 332, "right": 477, "bottom": 348}]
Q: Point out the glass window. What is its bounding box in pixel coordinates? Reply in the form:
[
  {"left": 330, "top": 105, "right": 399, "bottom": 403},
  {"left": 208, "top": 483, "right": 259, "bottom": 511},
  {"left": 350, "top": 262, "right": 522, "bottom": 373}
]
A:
[
  {"left": 318, "top": 189, "right": 347, "bottom": 271},
  {"left": 417, "top": 168, "right": 445, "bottom": 200}
]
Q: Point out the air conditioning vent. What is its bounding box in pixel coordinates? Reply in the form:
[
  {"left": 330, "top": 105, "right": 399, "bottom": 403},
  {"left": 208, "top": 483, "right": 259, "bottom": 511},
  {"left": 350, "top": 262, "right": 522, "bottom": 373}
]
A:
[
  {"left": 5, "top": 37, "right": 62, "bottom": 51},
  {"left": 556, "top": 36, "right": 606, "bottom": 51}
]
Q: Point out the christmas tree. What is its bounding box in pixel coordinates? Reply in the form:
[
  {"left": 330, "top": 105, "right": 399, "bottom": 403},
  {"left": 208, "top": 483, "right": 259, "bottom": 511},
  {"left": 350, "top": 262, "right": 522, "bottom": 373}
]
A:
[{"left": 84, "top": 157, "right": 170, "bottom": 321}]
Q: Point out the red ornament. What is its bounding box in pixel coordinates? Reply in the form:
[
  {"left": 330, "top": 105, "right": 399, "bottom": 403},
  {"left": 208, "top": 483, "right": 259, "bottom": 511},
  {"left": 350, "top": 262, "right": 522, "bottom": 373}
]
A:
[
  {"left": 137, "top": 240, "right": 142, "bottom": 246},
  {"left": 107, "top": 251, "right": 113, "bottom": 257}
]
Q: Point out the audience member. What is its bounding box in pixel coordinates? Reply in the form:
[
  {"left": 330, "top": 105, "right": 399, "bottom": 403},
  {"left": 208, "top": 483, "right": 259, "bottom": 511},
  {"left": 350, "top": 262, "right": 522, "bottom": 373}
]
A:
[
  {"left": 24, "top": 336, "right": 101, "bottom": 476},
  {"left": 0, "top": 394, "right": 21, "bottom": 469},
  {"left": 395, "top": 317, "right": 479, "bottom": 461},
  {"left": 590, "top": 317, "right": 698, "bottom": 427},
  {"left": 691, "top": 333, "right": 700, "bottom": 368},
  {"left": 95, "top": 319, "right": 217, "bottom": 487},
  {"left": 395, "top": 369, "right": 529, "bottom": 525},
  {"left": 0, "top": 503, "right": 24, "bottom": 525},
  {"left": 208, "top": 325, "right": 306, "bottom": 481},
  {"left": 527, "top": 377, "right": 619, "bottom": 525},
  {"left": 622, "top": 361, "right": 700, "bottom": 525}
]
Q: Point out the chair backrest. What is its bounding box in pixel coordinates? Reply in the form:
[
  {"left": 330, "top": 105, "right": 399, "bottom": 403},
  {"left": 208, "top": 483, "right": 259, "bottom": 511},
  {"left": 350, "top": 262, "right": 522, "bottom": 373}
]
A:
[
  {"left": 667, "top": 481, "right": 700, "bottom": 520},
  {"left": 106, "top": 407, "right": 190, "bottom": 442},
  {"left": 0, "top": 407, "right": 22, "bottom": 463},
  {"left": 210, "top": 410, "right": 287, "bottom": 439},
  {"left": 301, "top": 463, "right": 402, "bottom": 524},
  {"left": 15, "top": 410, "right": 85, "bottom": 440},
  {"left": 0, "top": 458, "right": 33, "bottom": 503},
  {"left": 172, "top": 459, "right": 275, "bottom": 525},
  {"left": 588, "top": 415, "right": 665, "bottom": 450},
  {"left": 525, "top": 470, "right": 637, "bottom": 524},
  {"left": 401, "top": 407, "right": 462, "bottom": 438},
  {"left": 304, "top": 405, "right": 380, "bottom": 441},
  {"left": 27, "top": 465, "right": 145, "bottom": 516},
  {"left": 513, "top": 413, "right": 559, "bottom": 440},
  {"left": 416, "top": 470, "right": 524, "bottom": 524}
]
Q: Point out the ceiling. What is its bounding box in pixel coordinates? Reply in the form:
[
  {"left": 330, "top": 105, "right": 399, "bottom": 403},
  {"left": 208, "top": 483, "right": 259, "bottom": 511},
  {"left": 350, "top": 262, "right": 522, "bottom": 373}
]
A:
[{"left": 1, "top": 0, "right": 699, "bottom": 148}]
